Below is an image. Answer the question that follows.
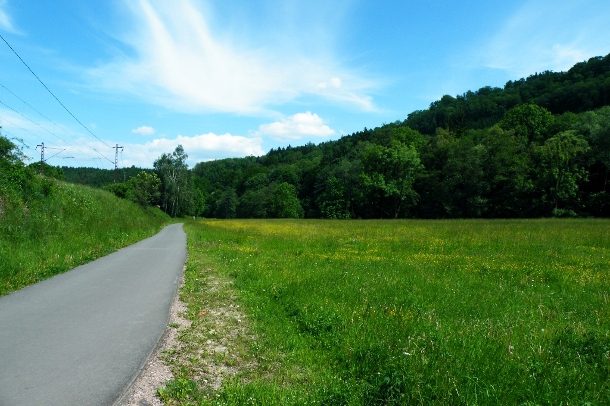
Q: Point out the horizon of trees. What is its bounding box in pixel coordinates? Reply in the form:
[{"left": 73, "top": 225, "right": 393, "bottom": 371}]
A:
[{"left": 59, "top": 53, "right": 610, "bottom": 219}]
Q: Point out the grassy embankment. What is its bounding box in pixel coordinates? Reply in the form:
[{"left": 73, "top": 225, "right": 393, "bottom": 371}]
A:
[
  {"left": 0, "top": 179, "right": 169, "bottom": 296},
  {"left": 165, "top": 219, "right": 609, "bottom": 405}
]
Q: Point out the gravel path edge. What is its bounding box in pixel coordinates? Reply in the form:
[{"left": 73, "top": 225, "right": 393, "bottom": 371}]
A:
[{"left": 114, "top": 264, "right": 190, "bottom": 406}]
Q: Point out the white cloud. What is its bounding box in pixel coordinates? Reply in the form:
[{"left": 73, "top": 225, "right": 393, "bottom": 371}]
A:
[
  {"left": 89, "top": 0, "right": 377, "bottom": 114},
  {"left": 132, "top": 125, "right": 156, "bottom": 136},
  {"left": 126, "top": 133, "right": 263, "bottom": 167},
  {"left": 480, "top": 0, "right": 610, "bottom": 77},
  {"left": 55, "top": 132, "right": 264, "bottom": 168},
  {"left": 1, "top": 103, "right": 262, "bottom": 167},
  {"left": 0, "top": 108, "right": 40, "bottom": 134},
  {"left": 258, "top": 112, "right": 335, "bottom": 140},
  {"left": 0, "top": 0, "right": 17, "bottom": 33},
  {"left": 0, "top": 108, "right": 76, "bottom": 147}
]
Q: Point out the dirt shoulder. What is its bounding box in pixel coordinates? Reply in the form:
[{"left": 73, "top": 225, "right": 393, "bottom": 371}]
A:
[{"left": 118, "top": 265, "right": 257, "bottom": 405}]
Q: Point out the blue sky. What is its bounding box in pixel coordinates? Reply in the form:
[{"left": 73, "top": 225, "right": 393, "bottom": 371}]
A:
[{"left": 1, "top": 0, "right": 609, "bottom": 168}]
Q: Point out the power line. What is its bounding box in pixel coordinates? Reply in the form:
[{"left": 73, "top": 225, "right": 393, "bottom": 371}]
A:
[
  {"left": 32, "top": 142, "right": 70, "bottom": 172},
  {"left": 0, "top": 82, "right": 66, "bottom": 134},
  {"left": 2, "top": 128, "right": 106, "bottom": 165},
  {"left": 0, "top": 114, "right": 37, "bottom": 140},
  {"left": 0, "top": 97, "right": 114, "bottom": 165},
  {"left": 0, "top": 32, "right": 112, "bottom": 150},
  {"left": 0, "top": 34, "right": 122, "bottom": 169},
  {"left": 0, "top": 82, "right": 117, "bottom": 166},
  {"left": 0, "top": 97, "right": 67, "bottom": 144},
  {"left": 120, "top": 148, "right": 126, "bottom": 181},
  {"left": 45, "top": 148, "right": 67, "bottom": 162}
]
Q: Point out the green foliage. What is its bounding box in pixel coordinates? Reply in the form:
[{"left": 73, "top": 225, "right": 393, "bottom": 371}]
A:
[
  {"left": 0, "top": 136, "right": 54, "bottom": 216},
  {"left": 104, "top": 171, "right": 161, "bottom": 207},
  {"left": 104, "top": 181, "right": 129, "bottom": 199},
  {"left": 480, "top": 126, "right": 534, "bottom": 216},
  {"left": 103, "top": 53, "right": 609, "bottom": 220},
  {"left": 317, "top": 175, "right": 351, "bottom": 219},
  {"left": 157, "top": 377, "right": 201, "bottom": 403},
  {"left": 58, "top": 53, "right": 610, "bottom": 219},
  {"left": 359, "top": 141, "right": 422, "bottom": 218},
  {"left": 500, "top": 103, "right": 554, "bottom": 142},
  {"left": 237, "top": 188, "right": 268, "bottom": 218},
  {"left": 214, "top": 188, "right": 238, "bottom": 219},
  {"left": 62, "top": 166, "right": 148, "bottom": 187},
  {"left": 442, "top": 133, "right": 490, "bottom": 216},
  {"left": 28, "top": 162, "right": 64, "bottom": 180},
  {"left": 407, "top": 54, "right": 610, "bottom": 135},
  {"left": 126, "top": 171, "right": 161, "bottom": 206},
  {"left": 0, "top": 136, "right": 25, "bottom": 163},
  {"left": 268, "top": 182, "right": 304, "bottom": 218},
  {"left": 235, "top": 182, "right": 303, "bottom": 219},
  {"left": 154, "top": 145, "right": 200, "bottom": 217},
  {"left": 0, "top": 182, "right": 168, "bottom": 295},
  {"left": 538, "top": 130, "right": 590, "bottom": 210},
  {"left": 177, "top": 219, "right": 610, "bottom": 405},
  {"left": 0, "top": 136, "right": 169, "bottom": 295}
]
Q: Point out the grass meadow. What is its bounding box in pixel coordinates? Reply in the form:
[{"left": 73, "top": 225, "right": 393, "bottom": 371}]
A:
[
  {"left": 0, "top": 180, "right": 169, "bottom": 296},
  {"left": 169, "top": 219, "right": 610, "bottom": 405}
]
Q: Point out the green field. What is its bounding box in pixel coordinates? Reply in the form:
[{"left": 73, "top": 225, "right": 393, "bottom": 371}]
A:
[
  {"left": 168, "top": 219, "right": 609, "bottom": 405},
  {"left": 0, "top": 180, "right": 169, "bottom": 296}
]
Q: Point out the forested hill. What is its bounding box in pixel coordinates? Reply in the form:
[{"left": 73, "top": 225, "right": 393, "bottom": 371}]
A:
[
  {"left": 59, "top": 54, "right": 610, "bottom": 219},
  {"left": 406, "top": 53, "right": 610, "bottom": 134},
  {"left": 194, "top": 54, "right": 609, "bottom": 219},
  {"left": 61, "top": 166, "right": 150, "bottom": 187}
]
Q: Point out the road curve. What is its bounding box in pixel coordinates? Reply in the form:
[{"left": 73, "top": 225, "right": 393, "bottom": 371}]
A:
[{"left": 0, "top": 223, "right": 186, "bottom": 406}]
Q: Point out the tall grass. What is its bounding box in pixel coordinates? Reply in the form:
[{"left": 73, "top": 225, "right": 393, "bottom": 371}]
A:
[
  {"left": 178, "top": 219, "right": 610, "bottom": 405},
  {"left": 0, "top": 180, "right": 169, "bottom": 295}
]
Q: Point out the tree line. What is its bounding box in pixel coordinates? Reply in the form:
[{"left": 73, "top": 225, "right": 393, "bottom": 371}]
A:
[{"left": 61, "top": 54, "right": 610, "bottom": 218}]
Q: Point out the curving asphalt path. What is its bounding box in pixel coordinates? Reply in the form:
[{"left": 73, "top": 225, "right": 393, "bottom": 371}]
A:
[{"left": 0, "top": 223, "right": 186, "bottom": 406}]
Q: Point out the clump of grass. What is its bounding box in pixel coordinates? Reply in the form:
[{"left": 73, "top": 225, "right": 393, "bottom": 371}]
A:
[
  {"left": 158, "top": 377, "right": 200, "bottom": 404},
  {"left": 0, "top": 179, "right": 169, "bottom": 295},
  {"left": 176, "top": 219, "right": 610, "bottom": 405}
]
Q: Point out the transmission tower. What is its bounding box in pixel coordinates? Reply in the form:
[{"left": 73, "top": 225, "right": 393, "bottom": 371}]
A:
[
  {"left": 36, "top": 142, "right": 45, "bottom": 174},
  {"left": 113, "top": 143, "right": 124, "bottom": 182}
]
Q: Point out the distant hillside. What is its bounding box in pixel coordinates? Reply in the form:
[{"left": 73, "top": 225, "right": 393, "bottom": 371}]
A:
[
  {"left": 61, "top": 166, "right": 151, "bottom": 187},
  {"left": 192, "top": 53, "right": 610, "bottom": 219},
  {"left": 57, "top": 53, "right": 610, "bottom": 219},
  {"left": 0, "top": 137, "right": 169, "bottom": 295},
  {"left": 406, "top": 54, "right": 610, "bottom": 134}
]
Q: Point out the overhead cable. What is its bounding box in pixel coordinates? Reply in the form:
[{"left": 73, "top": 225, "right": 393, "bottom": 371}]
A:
[{"left": 0, "top": 32, "right": 112, "bottom": 149}]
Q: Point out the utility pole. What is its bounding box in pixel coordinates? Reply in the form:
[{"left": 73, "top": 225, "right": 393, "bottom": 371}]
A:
[
  {"left": 113, "top": 143, "right": 123, "bottom": 182},
  {"left": 36, "top": 142, "right": 45, "bottom": 174}
]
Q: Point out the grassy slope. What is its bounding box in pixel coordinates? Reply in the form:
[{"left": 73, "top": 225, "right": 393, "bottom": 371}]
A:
[
  {"left": 172, "top": 219, "right": 609, "bottom": 405},
  {"left": 0, "top": 180, "right": 169, "bottom": 296}
]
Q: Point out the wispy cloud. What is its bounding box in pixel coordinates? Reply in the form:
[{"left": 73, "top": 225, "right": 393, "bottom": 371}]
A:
[
  {"left": 89, "top": 0, "right": 377, "bottom": 114},
  {"left": 257, "top": 112, "right": 335, "bottom": 140},
  {"left": 0, "top": 108, "right": 40, "bottom": 134},
  {"left": 132, "top": 125, "right": 156, "bottom": 136},
  {"left": 479, "top": 0, "right": 610, "bottom": 77},
  {"left": 0, "top": 108, "right": 76, "bottom": 147},
  {"left": 0, "top": 0, "right": 17, "bottom": 33},
  {"left": 1, "top": 105, "right": 262, "bottom": 166}
]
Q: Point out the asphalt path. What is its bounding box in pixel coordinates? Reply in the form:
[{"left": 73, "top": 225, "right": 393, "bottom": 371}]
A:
[{"left": 0, "top": 223, "right": 186, "bottom": 406}]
